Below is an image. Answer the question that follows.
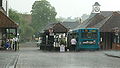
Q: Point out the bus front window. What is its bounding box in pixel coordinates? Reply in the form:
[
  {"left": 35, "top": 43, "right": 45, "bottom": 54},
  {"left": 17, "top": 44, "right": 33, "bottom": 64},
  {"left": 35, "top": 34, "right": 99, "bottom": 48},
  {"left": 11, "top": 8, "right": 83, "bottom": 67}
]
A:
[{"left": 81, "top": 32, "right": 97, "bottom": 39}]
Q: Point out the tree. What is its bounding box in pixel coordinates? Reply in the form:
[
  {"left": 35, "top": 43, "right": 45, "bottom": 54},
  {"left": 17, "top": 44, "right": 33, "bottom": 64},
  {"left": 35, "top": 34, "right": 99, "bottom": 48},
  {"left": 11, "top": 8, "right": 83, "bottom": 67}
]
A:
[
  {"left": 57, "top": 17, "right": 81, "bottom": 22},
  {"left": 9, "top": 9, "right": 34, "bottom": 42},
  {"left": 56, "top": 17, "right": 65, "bottom": 22},
  {"left": 9, "top": 9, "right": 21, "bottom": 23},
  {"left": 31, "top": 0, "right": 57, "bottom": 32},
  {"left": 20, "top": 23, "right": 34, "bottom": 41}
]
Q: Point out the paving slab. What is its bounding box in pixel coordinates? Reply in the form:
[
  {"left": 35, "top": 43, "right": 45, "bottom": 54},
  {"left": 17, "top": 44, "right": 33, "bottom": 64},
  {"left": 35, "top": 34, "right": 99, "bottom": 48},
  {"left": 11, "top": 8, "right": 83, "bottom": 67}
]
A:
[
  {"left": 0, "top": 51, "right": 19, "bottom": 68},
  {"left": 104, "top": 50, "right": 120, "bottom": 58}
]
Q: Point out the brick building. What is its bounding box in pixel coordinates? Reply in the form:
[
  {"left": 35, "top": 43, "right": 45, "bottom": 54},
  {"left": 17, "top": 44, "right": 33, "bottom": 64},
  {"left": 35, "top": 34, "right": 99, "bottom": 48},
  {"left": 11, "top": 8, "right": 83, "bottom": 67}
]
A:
[{"left": 0, "top": 0, "right": 18, "bottom": 50}]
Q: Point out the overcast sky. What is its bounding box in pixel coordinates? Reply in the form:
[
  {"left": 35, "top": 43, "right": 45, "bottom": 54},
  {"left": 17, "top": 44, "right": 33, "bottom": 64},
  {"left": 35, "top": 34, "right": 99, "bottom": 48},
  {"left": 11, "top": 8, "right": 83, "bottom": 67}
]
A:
[{"left": 9, "top": 0, "right": 120, "bottom": 18}]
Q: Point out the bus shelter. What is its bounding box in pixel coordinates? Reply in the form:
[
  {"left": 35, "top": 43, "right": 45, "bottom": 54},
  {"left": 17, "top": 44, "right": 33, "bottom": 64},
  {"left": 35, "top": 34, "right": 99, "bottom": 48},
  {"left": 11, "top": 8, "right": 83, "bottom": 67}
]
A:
[
  {"left": 40, "top": 23, "right": 69, "bottom": 51},
  {"left": 0, "top": 11, "right": 18, "bottom": 51}
]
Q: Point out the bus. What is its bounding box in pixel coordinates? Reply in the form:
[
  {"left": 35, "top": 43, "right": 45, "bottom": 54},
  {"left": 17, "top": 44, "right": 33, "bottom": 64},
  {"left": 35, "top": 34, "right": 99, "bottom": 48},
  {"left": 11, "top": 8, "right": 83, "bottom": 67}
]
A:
[{"left": 68, "top": 28, "right": 100, "bottom": 51}]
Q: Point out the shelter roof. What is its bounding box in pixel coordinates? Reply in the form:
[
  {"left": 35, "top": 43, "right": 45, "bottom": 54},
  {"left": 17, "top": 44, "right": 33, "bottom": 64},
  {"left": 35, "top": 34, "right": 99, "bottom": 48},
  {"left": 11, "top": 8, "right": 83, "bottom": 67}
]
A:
[
  {"left": 98, "top": 12, "right": 120, "bottom": 32},
  {"left": 53, "top": 23, "right": 68, "bottom": 33},
  {"left": 86, "top": 14, "right": 105, "bottom": 28},
  {"left": 43, "top": 23, "right": 68, "bottom": 33},
  {"left": 60, "top": 21, "right": 80, "bottom": 30},
  {"left": 79, "top": 11, "right": 120, "bottom": 32},
  {"left": 0, "top": 11, "right": 18, "bottom": 28}
]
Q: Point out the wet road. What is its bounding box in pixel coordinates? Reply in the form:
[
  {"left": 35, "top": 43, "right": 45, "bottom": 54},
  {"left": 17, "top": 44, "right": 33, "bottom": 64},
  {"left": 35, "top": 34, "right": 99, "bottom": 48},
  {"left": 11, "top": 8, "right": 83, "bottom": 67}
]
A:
[
  {"left": 0, "top": 51, "right": 18, "bottom": 68},
  {"left": 16, "top": 46, "right": 120, "bottom": 68}
]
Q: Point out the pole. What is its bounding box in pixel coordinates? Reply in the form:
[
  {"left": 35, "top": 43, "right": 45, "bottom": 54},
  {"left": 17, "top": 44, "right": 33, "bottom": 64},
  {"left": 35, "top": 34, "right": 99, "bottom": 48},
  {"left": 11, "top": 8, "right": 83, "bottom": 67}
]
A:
[{"left": 15, "top": 28, "right": 17, "bottom": 51}]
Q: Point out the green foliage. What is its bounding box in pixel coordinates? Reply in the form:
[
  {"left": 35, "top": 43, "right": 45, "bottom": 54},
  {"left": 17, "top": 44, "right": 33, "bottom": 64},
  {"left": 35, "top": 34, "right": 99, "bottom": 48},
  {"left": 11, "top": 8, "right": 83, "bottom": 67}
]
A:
[
  {"left": 9, "top": 9, "right": 34, "bottom": 42},
  {"left": 31, "top": 0, "right": 57, "bottom": 32},
  {"left": 19, "top": 18, "right": 34, "bottom": 41},
  {"left": 56, "top": 17, "right": 65, "bottom": 22},
  {"left": 56, "top": 17, "right": 81, "bottom": 22},
  {"left": 9, "top": 9, "right": 21, "bottom": 23},
  {"left": 7, "top": 33, "right": 15, "bottom": 39}
]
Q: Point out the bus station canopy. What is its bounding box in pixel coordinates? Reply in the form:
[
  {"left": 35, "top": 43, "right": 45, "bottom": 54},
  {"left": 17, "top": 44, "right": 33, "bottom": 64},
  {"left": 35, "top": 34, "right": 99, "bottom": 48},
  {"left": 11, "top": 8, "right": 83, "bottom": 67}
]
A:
[{"left": 0, "top": 11, "right": 18, "bottom": 28}]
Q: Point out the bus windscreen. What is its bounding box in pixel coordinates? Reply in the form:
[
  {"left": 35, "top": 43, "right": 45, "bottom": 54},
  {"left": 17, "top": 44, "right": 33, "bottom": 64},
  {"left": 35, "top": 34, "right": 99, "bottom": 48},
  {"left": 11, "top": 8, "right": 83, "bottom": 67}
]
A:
[{"left": 81, "top": 32, "right": 97, "bottom": 39}]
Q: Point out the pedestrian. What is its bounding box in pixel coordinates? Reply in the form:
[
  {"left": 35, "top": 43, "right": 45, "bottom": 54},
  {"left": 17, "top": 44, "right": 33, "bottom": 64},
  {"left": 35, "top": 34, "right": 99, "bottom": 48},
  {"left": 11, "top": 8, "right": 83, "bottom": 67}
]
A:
[
  {"left": 9, "top": 39, "right": 13, "bottom": 50},
  {"left": 70, "top": 36, "right": 77, "bottom": 51},
  {"left": 5, "top": 40, "right": 10, "bottom": 50},
  {"left": 13, "top": 37, "right": 18, "bottom": 50}
]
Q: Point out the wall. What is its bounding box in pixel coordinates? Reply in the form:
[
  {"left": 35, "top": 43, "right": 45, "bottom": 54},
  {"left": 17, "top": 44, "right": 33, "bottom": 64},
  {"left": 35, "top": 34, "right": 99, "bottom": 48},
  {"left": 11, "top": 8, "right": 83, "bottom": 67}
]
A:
[{"left": 0, "top": 0, "right": 8, "bottom": 15}]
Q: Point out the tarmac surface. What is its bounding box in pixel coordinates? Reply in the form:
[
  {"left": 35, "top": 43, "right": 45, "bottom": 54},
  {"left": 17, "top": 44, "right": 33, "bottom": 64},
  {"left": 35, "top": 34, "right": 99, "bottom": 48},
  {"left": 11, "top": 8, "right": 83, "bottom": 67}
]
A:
[
  {"left": 104, "top": 50, "right": 120, "bottom": 58},
  {"left": 16, "top": 47, "right": 120, "bottom": 68},
  {"left": 0, "top": 42, "right": 120, "bottom": 68},
  {"left": 0, "top": 50, "right": 19, "bottom": 68},
  {"left": 15, "top": 42, "right": 120, "bottom": 68}
]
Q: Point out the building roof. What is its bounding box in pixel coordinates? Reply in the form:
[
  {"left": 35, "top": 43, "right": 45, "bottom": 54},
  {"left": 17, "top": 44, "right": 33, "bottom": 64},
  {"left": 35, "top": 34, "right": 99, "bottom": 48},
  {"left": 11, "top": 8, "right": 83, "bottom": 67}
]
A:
[
  {"left": 93, "top": 15, "right": 111, "bottom": 29},
  {"left": 80, "top": 11, "right": 120, "bottom": 32},
  {"left": 42, "top": 21, "right": 80, "bottom": 33},
  {"left": 93, "top": 2, "right": 101, "bottom": 6},
  {"left": 78, "top": 13, "right": 98, "bottom": 28},
  {"left": 78, "top": 19, "right": 90, "bottom": 28},
  {"left": 53, "top": 23, "right": 68, "bottom": 33},
  {"left": 43, "top": 23, "right": 68, "bottom": 33},
  {"left": 86, "top": 14, "right": 105, "bottom": 28},
  {"left": 99, "top": 12, "right": 120, "bottom": 32},
  {"left": 43, "top": 22, "right": 56, "bottom": 31},
  {"left": 0, "top": 11, "right": 18, "bottom": 28},
  {"left": 100, "top": 11, "right": 114, "bottom": 17},
  {"left": 60, "top": 21, "right": 80, "bottom": 30}
]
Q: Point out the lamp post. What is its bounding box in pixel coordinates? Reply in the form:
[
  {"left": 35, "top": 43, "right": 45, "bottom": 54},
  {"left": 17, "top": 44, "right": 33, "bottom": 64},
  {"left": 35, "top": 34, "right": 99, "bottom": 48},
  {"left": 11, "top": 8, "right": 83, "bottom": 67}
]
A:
[{"left": 17, "top": 33, "right": 19, "bottom": 50}]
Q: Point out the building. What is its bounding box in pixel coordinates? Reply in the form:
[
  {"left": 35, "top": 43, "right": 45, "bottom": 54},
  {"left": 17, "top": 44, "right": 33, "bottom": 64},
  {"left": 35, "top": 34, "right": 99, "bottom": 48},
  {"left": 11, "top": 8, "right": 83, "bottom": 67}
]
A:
[
  {"left": 79, "top": 2, "right": 120, "bottom": 50},
  {"left": 0, "top": 0, "right": 18, "bottom": 50},
  {"left": 39, "top": 21, "right": 80, "bottom": 51},
  {"left": 21, "top": 14, "right": 32, "bottom": 24}
]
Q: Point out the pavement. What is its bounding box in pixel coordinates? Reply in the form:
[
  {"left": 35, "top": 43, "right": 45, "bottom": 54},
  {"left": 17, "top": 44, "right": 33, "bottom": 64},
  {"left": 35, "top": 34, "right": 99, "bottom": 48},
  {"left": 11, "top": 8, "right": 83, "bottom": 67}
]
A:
[
  {"left": 0, "top": 49, "right": 120, "bottom": 68},
  {"left": 16, "top": 47, "right": 120, "bottom": 68},
  {"left": 0, "top": 42, "right": 34, "bottom": 68},
  {"left": 0, "top": 50, "right": 19, "bottom": 68},
  {"left": 0, "top": 41, "right": 120, "bottom": 68},
  {"left": 104, "top": 50, "right": 120, "bottom": 58}
]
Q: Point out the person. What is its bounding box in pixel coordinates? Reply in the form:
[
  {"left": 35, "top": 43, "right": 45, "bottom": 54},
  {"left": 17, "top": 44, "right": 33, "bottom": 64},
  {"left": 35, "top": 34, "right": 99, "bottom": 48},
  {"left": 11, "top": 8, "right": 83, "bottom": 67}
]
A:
[
  {"left": 9, "top": 39, "right": 13, "bottom": 50},
  {"left": 70, "top": 37, "right": 77, "bottom": 51},
  {"left": 13, "top": 37, "right": 18, "bottom": 50},
  {"left": 5, "top": 40, "right": 10, "bottom": 50}
]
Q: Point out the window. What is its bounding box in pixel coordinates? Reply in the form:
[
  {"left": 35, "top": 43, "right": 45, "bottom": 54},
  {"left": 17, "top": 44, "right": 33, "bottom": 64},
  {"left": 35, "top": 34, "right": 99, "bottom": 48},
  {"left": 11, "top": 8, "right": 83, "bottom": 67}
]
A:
[
  {"left": 113, "top": 35, "right": 120, "bottom": 43},
  {"left": 81, "top": 32, "right": 97, "bottom": 39}
]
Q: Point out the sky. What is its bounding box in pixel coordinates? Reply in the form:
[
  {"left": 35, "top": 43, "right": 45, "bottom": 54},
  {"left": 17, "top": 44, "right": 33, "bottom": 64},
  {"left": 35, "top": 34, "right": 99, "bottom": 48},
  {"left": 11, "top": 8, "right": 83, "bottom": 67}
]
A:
[{"left": 9, "top": 0, "right": 120, "bottom": 18}]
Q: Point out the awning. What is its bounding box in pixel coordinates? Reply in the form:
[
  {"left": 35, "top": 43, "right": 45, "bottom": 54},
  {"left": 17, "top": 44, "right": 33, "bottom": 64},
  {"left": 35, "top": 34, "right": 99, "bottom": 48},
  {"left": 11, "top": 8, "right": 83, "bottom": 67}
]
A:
[{"left": 0, "top": 11, "right": 18, "bottom": 28}]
